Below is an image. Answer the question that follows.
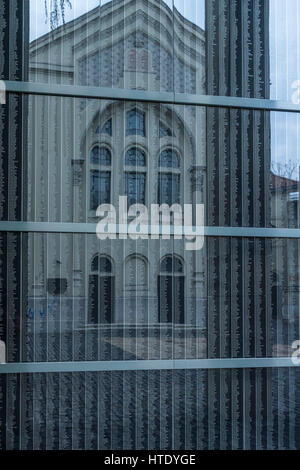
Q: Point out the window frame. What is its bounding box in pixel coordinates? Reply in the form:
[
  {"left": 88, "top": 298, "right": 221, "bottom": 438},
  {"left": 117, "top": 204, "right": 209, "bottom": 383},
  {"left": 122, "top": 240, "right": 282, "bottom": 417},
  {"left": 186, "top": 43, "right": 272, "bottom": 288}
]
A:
[
  {"left": 124, "top": 146, "right": 147, "bottom": 207},
  {"left": 88, "top": 254, "right": 115, "bottom": 325},
  {"left": 158, "top": 147, "right": 181, "bottom": 205},
  {"left": 126, "top": 108, "right": 146, "bottom": 137},
  {"left": 3, "top": 65, "right": 300, "bottom": 372},
  {"left": 158, "top": 255, "right": 185, "bottom": 324},
  {"left": 89, "top": 144, "right": 112, "bottom": 212}
]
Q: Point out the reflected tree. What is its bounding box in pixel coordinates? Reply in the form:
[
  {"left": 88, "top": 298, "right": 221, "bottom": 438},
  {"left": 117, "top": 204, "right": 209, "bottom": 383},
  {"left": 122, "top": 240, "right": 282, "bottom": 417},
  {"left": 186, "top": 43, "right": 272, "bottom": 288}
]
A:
[{"left": 44, "top": 0, "right": 72, "bottom": 30}]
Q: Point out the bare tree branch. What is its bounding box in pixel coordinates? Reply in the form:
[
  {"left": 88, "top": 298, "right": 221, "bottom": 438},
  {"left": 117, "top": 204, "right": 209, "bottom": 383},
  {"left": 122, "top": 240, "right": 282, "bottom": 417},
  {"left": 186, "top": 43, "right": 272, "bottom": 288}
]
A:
[
  {"left": 45, "top": 0, "right": 72, "bottom": 30},
  {"left": 271, "top": 160, "right": 299, "bottom": 180}
]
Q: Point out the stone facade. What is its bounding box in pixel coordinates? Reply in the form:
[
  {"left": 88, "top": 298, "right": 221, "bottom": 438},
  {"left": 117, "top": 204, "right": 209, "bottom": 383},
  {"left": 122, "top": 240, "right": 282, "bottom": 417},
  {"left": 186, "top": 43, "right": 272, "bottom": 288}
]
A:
[{"left": 27, "top": 0, "right": 207, "bottom": 332}]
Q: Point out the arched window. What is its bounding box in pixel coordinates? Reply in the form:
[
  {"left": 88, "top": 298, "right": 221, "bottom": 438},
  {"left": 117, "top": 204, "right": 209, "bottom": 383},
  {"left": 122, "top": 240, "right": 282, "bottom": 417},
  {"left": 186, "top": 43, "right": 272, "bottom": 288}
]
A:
[
  {"left": 125, "top": 148, "right": 146, "bottom": 166},
  {"left": 158, "top": 149, "right": 180, "bottom": 205},
  {"left": 88, "top": 255, "right": 114, "bottom": 324},
  {"left": 90, "top": 146, "right": 111, "bottom": 210},
  {"left": 159, "top": 149, "right": 180, "bottom": 168},
  {"left": 158, "top": 255, "right": 184, "bottom": 324},
  {"left": 126, "top": 109, "right": 145, "bottom": 137},
  {"left": 125, "top": 255, "right": 148, "bottom": 288},
  {"left": 124, "top": 147, "right": 146, "bottom": 207},
  {"left": 91, "top": 146, "right": 111, "bottom": 165},
  {"left": 125, "top": 255, "right": 148, "bottom": 321}
]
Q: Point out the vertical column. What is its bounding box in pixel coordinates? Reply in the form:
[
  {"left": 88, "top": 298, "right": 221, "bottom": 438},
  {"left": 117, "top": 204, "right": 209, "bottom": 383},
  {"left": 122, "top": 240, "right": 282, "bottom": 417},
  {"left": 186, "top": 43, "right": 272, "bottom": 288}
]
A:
[
  {"left": 190, "top": 166, "right": 207, "bottom": 333},
  {"left": 0, "top": 0, "right": 29, "bottom": 450},
  {"left": 205, "top": 0, "right": 271, "bottom": 449}
]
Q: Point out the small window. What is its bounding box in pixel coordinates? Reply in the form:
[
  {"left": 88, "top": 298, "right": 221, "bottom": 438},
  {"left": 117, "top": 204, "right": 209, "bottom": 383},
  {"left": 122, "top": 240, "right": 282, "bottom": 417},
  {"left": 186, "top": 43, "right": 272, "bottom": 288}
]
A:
[
  {"left": 160, "top": 256, "right": 183, "bottom": 274},
  {"left": 126, "top": 109, "right": 145, "bottom": 137},
  {"left": 90, "top": 147, "right": 111, "bottom": 210},
  {"left": 125, "top": 148, "right": 146, "bottom": 166},
  {"left": 47, "top": 278, "right": 68, "bottom": 295},
  {"left": 91, "top": 255, "right": 113, "bottom": 273},
  {"left": 90, "top": 146, "right": 111, "bottom": 165},
  {"left": 159, "top": 121, "right": 173, "bottom": 138}
]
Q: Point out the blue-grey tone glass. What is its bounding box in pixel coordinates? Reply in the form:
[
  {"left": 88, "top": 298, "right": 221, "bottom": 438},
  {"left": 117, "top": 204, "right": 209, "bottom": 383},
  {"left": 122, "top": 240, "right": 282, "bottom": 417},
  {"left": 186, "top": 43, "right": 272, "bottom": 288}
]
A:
[
  {"left": 159, "top": 149, "right": 180, "bottom": 168},
  {"left": 158, "top": 173, "right": 180, "bottom": 205},
  {"left": 125, "top": 148, "right": 146, "bottom": 166},
  {"left": 2, "top": 0, "right": 300, "bottom": 452},
  {"left": 90, "top": 146, "right": 111, "bottom": 165},
  {"left": 126, "top": 109, "right": 146, "bottom": 137},
  {"left": 90, "top": 171, "right": 111, "bottom": 209},
  {"left": 160, "top": 255, "right": 183, "bottom": 273}
]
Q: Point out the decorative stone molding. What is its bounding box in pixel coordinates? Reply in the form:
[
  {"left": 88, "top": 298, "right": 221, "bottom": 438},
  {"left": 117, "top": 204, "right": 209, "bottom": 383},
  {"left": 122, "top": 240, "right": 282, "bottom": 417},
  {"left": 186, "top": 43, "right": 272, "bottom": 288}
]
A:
[
  {"left": 190, "top": 165, "right": 206, "bottom": 192},
  {"left": 72, "top": 159, "right": 85, "bottom": 186},
  {"left": 73, "top": 270, "right": 83, "bottom": 288},
  {"left": 134, "top": 38, "right": 145, "bottom": 49}
]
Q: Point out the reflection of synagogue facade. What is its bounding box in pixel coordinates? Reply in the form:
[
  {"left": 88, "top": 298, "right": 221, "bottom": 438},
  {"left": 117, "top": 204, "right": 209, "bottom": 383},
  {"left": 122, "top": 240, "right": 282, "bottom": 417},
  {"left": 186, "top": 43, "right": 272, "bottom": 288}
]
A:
[
  {"left": 3, "top": 0, "right": 300, "bottom": 452},
  {"left": 28, "top": 0, "right": 206, "bottom": 329},
  {"left": 28, "top": 0, "right": 296, "bottom": 343},
  {"left": 270, "top": 173, "right": 300, "bottom": 324}
]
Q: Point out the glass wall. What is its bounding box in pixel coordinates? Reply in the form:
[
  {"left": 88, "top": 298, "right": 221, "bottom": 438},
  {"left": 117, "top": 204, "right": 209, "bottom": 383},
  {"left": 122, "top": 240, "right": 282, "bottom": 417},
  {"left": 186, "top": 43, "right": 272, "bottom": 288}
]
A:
[
  {"left": 1, "top": 0, "right": 300, "bottom": 450},
  {"left": 1, "top": 368, "right": 300, "bottom": 450}
]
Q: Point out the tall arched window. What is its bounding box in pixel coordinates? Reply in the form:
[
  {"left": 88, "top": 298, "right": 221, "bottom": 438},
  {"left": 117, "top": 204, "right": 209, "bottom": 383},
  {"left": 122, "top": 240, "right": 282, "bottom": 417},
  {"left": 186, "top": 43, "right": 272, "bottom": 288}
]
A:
[
  {"left": 158, "top": 149, "right": 180, "bottom": 205},
  {"left": 126, "top": 109, "right": 145, "bottom": 136},
  {"left": 124, "top": 147, "right": 146, "bottom": 206},
  {"left": 158, "top": 255, "right": 184, "bottom": 324},
  {"left": 125, "top": 255, "right": 148, "bottom": 321},
  {"left": 90, "top": 146, "right": 111, "bottom": 210},
  {"left": 88, "top": 255, "right": 114, "bottom": 324}
]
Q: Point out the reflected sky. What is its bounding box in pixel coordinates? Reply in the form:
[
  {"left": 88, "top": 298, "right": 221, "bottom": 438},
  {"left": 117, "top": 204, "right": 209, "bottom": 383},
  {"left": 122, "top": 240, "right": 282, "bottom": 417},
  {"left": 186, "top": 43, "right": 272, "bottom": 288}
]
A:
[
  {"left": 30, "top": 0, "right": 99, "bottom": 40},
  {"left": 270, "top": 0, "right": 300, "bottom": 180},
  {"left": 270, "top": 0, "right": 300, "bottom": 102},
  {"left": 174, "top": 0, "right": 205, "bottom": 28},
  {"left": 29, "top": 0, "right": 300, "bottom": 180},
  {"left": 30, "top": 0, "right": 204, "bottom": 40}
]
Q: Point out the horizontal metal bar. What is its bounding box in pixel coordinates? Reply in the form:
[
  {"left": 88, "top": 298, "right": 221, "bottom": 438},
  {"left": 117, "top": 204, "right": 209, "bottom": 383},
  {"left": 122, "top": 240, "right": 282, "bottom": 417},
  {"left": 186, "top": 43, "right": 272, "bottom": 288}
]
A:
[
  {"left": 174, "top": 92, "right": 300, "bottom": 113},
  {"left": 0, "top": 357, "right": 297, "bottom": 374},
  {"left": 5, "top": 81, "right": 174, "bottom": 104},
  {"left": 0, "top": 221, "right": 98, "bottom": 234},
  {"left": 4, "top": 80, "right": 300, "bottom": 113},
  {"left": 204, "top": 226, "right": 300, "bottom": 238},
  {"left": 0, "top": 221, "right": 300, "bottom": 238}
]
